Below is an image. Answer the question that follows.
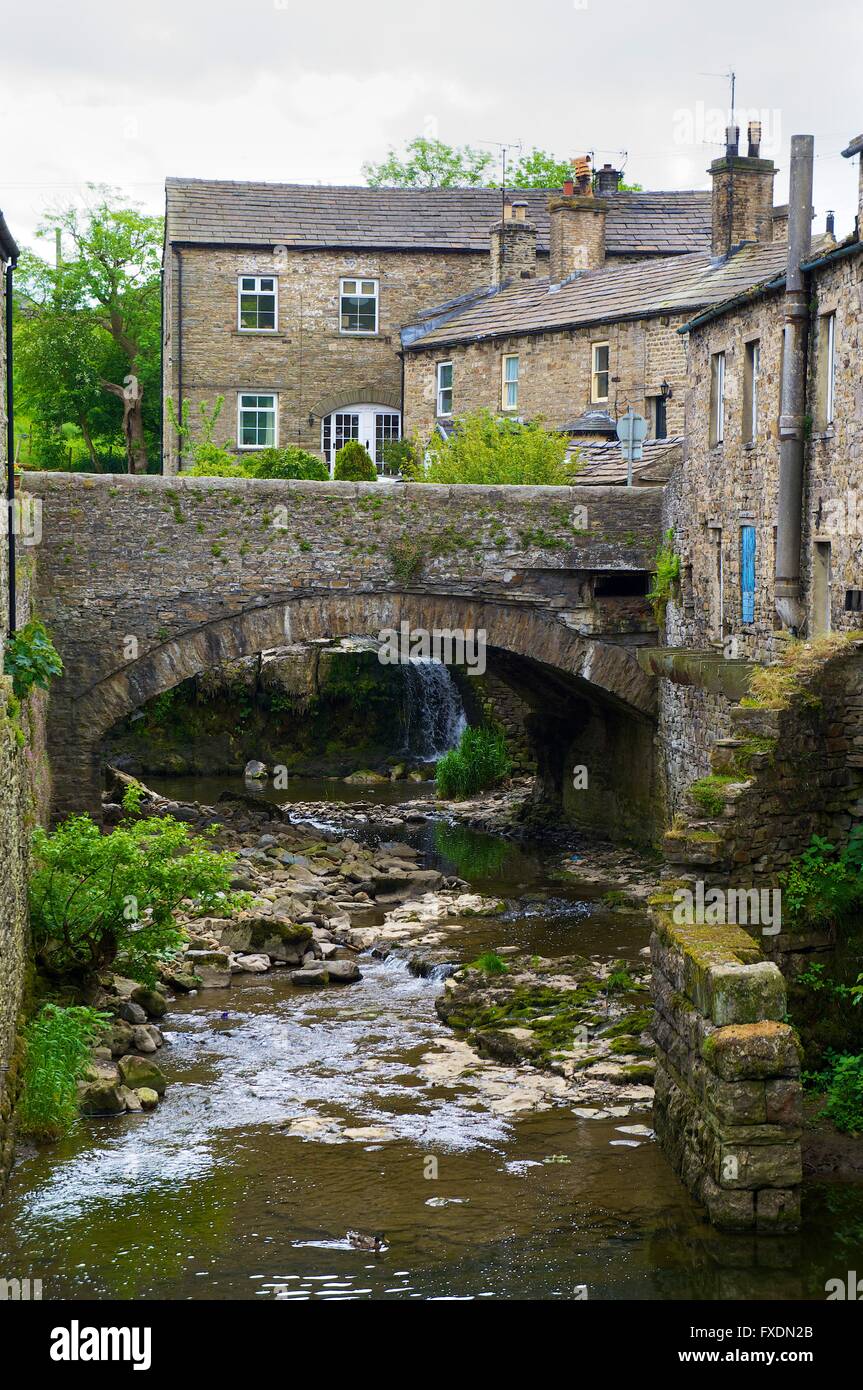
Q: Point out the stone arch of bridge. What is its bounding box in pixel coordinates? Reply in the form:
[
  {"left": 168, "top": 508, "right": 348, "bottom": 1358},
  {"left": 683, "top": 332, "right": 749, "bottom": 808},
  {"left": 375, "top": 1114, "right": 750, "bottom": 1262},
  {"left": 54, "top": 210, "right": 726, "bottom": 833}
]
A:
[{"left": 48, "top": 589, "right": 656, "bottom": 820}]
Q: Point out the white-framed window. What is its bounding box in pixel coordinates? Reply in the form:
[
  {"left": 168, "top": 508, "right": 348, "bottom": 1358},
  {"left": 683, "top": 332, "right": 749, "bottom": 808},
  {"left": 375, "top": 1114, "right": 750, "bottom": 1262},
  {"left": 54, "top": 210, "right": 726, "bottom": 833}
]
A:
[
  {"left": 825, "top": 312, "right": 836, "bottom": 425},
  {"left": 437, "top": 361, "right": 453, "bottom": 416},
  {"left": 591, "top": 342, "right": 610, "bottom": 402},
  {"left": 502, "top": 354, "right": 519, "bottom": 410},
  {"left": 340, "top": 277, "right": 379, "bottom": 334},
  {"left": 237, "top": 392, "right": 277, "bottom": 448},
  {"left": 238, "top": 275, "right": 277, "bottom": 332},
  {"left": 710, "top": 351, "right": 726, "bottom": 446}
]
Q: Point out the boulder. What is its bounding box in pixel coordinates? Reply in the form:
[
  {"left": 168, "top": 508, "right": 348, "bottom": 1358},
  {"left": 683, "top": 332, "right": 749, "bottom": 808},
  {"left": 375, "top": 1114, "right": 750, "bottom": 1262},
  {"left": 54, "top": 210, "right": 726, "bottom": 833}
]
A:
[
  {"left": 185, "top": 950, "right": 232, "bottom": 989},
  {"left": 327, "top": 960, "right": 362, "bottom": 984},
  {"left": 79, "top": 1080, "right": 127, "bottom": 1115},
  {"left": 117, "top": 1000, "right": 148, "bottom": 1025},
  {"left": 105, "top": 1020, "right": 136, "bottom": 1058},
  {"left": 130, "top": 986, "right": 168, "bottom": 1020},
  {"left": 119, "top": 1086, "right": 143, "bottom": 1113},
  {"left": 118, "top": 1055, "right": 167, "bottom": 1095},
  {"left": 290, "top": 965, "right": 331, "bottom": 988},
  {"left": 131, "top": 1024, "right": 163, "bottom": 1054},
  {"left": 232, "top": 954, "right": 270, "bottom": 974},
  {"left": 220, "top": 916, "right": 312, "bottom": 964},
  {"left": 136, "top": 1087, "right": 160, "bottom": 1111}
]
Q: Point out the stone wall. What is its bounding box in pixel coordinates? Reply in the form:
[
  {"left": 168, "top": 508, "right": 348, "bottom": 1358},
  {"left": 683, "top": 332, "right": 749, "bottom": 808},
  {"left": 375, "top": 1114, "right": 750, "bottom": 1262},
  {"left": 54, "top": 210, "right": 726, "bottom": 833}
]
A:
[
  {"left": 651, "top": 899, "right": 802, "bottom": 1232},
  {"left": 402, "top": 311, "right": 689, "bottom": 442},
  {"left": 0, "top": 490, "right": 49, "bottom": 1193},
  {"left": 163, "top": 244, "right": 495, "bottom": 472}
]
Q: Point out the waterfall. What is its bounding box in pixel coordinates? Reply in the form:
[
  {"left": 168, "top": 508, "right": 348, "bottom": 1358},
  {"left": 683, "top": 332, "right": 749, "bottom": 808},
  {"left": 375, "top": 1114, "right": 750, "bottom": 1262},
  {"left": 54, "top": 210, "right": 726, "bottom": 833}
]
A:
[{"left": 401, "top": 659, "right": 467, "bottom": 761}]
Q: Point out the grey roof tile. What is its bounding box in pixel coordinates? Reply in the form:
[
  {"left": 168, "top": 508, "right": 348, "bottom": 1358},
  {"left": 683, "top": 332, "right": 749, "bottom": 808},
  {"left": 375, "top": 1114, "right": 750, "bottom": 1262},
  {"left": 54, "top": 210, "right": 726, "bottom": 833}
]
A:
[
  {"left": 165, "top": 179, "right": 711, "bottom": 257},
  {"left": 402, "top": 238, "right": 830, "bottom": 348}
]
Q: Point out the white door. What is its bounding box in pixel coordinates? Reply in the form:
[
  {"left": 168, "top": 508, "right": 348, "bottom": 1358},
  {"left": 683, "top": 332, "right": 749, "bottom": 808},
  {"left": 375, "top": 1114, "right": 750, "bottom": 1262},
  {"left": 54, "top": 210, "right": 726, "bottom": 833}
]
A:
[{"left": 322, "top": 405, "right": 401, "bottom": 475}]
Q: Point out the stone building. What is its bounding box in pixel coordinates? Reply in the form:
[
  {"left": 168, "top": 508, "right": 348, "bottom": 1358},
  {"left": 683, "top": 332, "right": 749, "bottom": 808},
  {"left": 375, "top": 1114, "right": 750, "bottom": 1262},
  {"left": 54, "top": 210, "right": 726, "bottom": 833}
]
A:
[
  {"left": 161, "top": 175, "right": 712, "bottom": 474},
  {"left": 401, "top": 127, "right": 793, "bottom": 448},
  {"left": 669, "top": 135, "right": 858, "bottom": 661}
]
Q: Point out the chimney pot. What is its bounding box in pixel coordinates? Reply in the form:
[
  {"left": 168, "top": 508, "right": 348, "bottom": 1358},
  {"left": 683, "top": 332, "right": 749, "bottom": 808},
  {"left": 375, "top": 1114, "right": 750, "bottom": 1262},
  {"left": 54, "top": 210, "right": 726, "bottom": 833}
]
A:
[
  {"left": 747, "top": 121, "right": 762, "bottom": 158},
  {"left": 511, "top": 200, "right": 528, "bottom": 222},
  {"left": 571, "top": 155, "right": 593, "bottom": 195},
  {"left": 826, "top": 209, "right": 835, "bottom": 236},
  {"left": 596, "top": 163, "right": 622, "bottom": 195},
  {"left": 562, "top": 177, "right": 574, "bottom": 196}
]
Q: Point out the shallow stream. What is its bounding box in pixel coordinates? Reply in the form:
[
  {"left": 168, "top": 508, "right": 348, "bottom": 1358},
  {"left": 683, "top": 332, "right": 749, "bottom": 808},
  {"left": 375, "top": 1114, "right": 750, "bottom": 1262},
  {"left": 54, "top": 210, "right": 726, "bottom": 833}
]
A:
[{"left": 0, "top": 777, "right": 859, "bottom": 1300}]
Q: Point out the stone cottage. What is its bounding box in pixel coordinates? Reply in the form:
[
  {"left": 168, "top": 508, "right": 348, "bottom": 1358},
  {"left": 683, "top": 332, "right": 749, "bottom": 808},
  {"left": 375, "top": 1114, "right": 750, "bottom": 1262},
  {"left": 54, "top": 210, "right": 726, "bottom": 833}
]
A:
[
  {"left": 161, "top": 173, "right": 713, "bottom": 474},
  {"left": 670, "top": 133, "right": 860, "bottom": 661},
  {"left": 401, "top": 126, "right": 798, "bottom": 448}
]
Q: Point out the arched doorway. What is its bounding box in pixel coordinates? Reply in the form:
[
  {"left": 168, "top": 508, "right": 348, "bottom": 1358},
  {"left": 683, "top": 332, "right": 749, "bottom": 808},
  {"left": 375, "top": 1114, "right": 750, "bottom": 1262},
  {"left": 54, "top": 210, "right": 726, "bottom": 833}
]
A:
[{"left": 321, "top": 404, "right": 401, "bottom": 475}]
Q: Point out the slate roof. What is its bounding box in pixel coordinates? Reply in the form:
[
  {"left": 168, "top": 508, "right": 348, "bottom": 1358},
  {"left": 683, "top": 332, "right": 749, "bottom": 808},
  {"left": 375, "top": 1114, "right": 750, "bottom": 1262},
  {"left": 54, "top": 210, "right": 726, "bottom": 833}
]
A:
[
  {"left": 402, "top": 237, "right": 830, "bottom": 350},
  {"left": 165, "top": 179, "right": 711, "bottom": 258},
  {"left": 569, "top": 436, "right": 683, "bottom": 486}
]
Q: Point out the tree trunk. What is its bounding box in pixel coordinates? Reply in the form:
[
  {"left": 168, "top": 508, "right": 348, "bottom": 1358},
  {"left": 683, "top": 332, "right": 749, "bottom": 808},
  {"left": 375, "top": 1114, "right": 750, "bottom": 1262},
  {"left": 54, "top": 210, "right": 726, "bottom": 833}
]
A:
[
  {"left": 126, "top": 400, "right": 148, "bottom": 474},
  {"left": 100, "top": 375, "right": 148, "bottom": 474},
  {"left": 78, "top": 415, "right": 100, "bottom": 471}
]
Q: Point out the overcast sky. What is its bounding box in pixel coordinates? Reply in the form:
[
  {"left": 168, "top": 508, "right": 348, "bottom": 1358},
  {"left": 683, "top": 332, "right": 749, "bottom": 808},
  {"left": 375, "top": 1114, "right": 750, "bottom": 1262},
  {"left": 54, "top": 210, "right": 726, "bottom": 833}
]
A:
[{"left": 1, "top": 0, "right": 860, "bottom": 252}]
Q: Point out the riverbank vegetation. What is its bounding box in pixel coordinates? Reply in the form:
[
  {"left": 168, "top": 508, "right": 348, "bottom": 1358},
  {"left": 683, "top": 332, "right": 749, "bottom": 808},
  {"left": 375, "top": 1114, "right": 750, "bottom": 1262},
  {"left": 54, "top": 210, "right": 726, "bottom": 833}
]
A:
[
  {"left": 436, "top": 724, "right": 511, "bottom": 799},
  {"left": 29, "top": 786, "right": 243, "bottom": 984},
  {"left": 18, "top": 1003, "right": 110, "bottom": 1141}
]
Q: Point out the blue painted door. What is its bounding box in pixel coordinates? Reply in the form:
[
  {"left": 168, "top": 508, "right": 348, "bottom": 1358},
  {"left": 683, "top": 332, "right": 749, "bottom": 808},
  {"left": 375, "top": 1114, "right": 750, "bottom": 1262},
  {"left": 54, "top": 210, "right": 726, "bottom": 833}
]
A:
[{"left": 741, "top": 526, "right": 756, "bottom": 624}]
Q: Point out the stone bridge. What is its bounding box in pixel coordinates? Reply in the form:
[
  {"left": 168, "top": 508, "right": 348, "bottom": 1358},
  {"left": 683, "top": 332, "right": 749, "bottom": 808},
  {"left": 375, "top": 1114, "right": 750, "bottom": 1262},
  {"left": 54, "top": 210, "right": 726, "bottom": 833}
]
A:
[{"left": 24, "top": 472, "right": 663, "bottom": 822}]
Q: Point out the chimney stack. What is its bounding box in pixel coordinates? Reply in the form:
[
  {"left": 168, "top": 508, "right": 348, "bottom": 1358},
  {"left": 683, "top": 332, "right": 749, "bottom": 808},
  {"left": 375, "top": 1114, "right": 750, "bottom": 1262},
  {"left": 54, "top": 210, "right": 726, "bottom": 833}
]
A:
[
  {"left": 596, "top": 163, "right": 622, "bottom": 195},
  {"left": 709, "top": 117, "right": 776, "bottom": 256},
  {"left": 770, "top": 204, "right": 789, "bottom": 242},
  {"left": 547, "top": 156, "right": 607, "bottom": 281},
  {"left": 489, "top": 199, "right": 537, "bottom": 286}
]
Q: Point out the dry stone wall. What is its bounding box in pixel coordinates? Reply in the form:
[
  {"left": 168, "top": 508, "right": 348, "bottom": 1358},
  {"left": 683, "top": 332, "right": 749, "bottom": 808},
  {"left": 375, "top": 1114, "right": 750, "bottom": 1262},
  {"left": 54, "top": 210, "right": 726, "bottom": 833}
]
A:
[{"left": 651, "top": 899, "right": 802, "bottom": 1232}]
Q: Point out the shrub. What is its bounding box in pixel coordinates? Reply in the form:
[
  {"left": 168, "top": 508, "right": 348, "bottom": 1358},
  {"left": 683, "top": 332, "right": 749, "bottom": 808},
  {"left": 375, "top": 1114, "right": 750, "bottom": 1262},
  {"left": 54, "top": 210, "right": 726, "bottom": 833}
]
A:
[
  {"left": 436, "top": 724, "right": 511, "bottom": 799},
  {"left": 414, "top": 411, "right": 574, "bottom": 486},
  {"left": 380, "top": 438, "right": 417, "bottom": 477},
  {"left": 29, "top": 788, "right": 243, "bottom": 984},
  {"left": 781, "top": 830, "right": 863, "bottom": 930},
  {"left": 333, "top": 439, "right": 377, "bottom": 481},
  {"left": 824, "top": 1054, "right": 863, "bottom": 1134},
  {"left": 187, "top": 444, "right": 251, "bottom": 477},
  {"left": 4, "top": 619, "right": 64, "bottom": 701},
  {"left": 646, "top": 529, "right": 680, "bottom": 626},
  {"left": 19, "top": 1002, "right": 111, "bottom": 1141},
  {"left": 250, "top": 447, "right": 329, "bottom": 480}
]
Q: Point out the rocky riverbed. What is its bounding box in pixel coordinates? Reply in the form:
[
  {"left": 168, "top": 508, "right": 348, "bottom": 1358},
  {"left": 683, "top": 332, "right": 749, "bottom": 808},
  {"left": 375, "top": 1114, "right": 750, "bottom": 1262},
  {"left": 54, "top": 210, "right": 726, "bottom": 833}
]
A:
[{"left": 84, "top": 771, "right": 662, "bottom": 1125}]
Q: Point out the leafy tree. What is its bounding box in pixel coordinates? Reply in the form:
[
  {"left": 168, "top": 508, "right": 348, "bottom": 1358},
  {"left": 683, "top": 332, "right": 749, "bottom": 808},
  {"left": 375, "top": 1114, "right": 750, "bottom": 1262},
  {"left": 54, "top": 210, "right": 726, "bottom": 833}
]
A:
[
  {"left": 29, "top": 790, "right": 243, "bottom": 983},
  {"left": 16, "top": 187, "right": 162, "bottom": 473},
  {"left": 363, "top": 137, "right": 642, "bottom": 192},
  {"left": 507, "top": 148, "right": 642, "bottom": 191},
  {"left": 363, "top": 137, "right": 494, "bottom": 188}
]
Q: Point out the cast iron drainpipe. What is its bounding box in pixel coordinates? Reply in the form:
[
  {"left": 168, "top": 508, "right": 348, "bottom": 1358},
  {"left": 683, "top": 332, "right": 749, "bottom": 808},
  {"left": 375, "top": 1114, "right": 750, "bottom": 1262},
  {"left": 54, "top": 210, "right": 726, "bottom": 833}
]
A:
[
  {"left": 775, "top": 134, "right": 815, "bottom": 633},
  {"left": 1, "top": 210, "right": 20, "bottom": 636}
]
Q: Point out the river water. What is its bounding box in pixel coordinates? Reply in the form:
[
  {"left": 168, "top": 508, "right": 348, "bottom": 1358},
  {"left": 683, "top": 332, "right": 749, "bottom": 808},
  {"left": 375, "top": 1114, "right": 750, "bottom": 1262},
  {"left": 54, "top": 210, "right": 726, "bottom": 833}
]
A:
[{"left": 0, "top": 777, "right": 859, "bottom": 1301}]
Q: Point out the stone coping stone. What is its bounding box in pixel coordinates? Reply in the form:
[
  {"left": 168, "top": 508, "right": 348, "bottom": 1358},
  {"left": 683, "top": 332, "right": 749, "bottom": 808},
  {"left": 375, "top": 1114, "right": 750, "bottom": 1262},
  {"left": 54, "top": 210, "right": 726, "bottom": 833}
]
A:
[{"left": 651, "top": 907, "right": 784, "bottom": 1025}]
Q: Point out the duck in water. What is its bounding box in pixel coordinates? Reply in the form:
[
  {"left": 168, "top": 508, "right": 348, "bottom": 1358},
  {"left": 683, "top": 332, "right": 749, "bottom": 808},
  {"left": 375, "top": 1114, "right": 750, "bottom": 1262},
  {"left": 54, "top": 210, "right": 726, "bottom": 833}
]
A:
[{"left": 346, "top": 1230, "right": 387, "bottom": 1253}]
